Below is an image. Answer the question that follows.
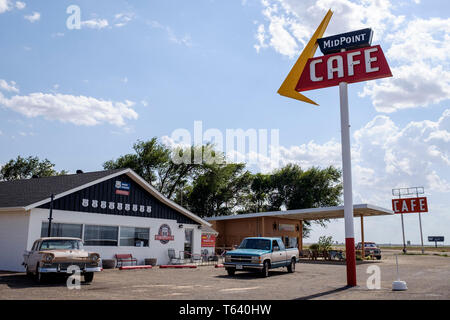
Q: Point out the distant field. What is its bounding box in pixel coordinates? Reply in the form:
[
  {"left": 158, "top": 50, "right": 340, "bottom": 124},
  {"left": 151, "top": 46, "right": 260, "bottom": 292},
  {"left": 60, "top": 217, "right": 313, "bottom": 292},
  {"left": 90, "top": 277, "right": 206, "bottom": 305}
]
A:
[
  {"left": 303, "top": 244, "right": 450, "bottom": 253},
  {"left": 379, "top": 246, "right": 450, "bottom": 253}
]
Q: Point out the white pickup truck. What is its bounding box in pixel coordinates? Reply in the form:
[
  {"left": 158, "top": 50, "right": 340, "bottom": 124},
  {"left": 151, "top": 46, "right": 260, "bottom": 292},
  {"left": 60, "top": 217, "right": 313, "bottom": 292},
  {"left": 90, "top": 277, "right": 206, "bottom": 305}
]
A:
[{"left": 224, "top": 237, "right": 299, "bottom": 277}]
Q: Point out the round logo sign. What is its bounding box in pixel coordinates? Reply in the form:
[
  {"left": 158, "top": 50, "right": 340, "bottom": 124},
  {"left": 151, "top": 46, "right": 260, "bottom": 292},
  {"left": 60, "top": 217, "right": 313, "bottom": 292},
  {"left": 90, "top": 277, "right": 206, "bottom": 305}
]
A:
[{"left": 154, "top": 224, "right": 174, "bottom": 244}]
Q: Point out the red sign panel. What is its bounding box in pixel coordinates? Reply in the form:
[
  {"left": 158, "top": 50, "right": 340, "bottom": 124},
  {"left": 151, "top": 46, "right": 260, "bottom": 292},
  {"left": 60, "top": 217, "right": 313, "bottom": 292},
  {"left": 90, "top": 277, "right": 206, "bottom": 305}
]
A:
[
  {"left": 392, "top": 197, "right": 428, "bottom": 214},
  {"left": 201, "top": 234, "right": 216, "bottom": 247},
  {"left": 296, "top": 45, "right": 392, "bottom": 92},
  {"left": 115, "top": 189, "right": 129, "bottom": 196}
]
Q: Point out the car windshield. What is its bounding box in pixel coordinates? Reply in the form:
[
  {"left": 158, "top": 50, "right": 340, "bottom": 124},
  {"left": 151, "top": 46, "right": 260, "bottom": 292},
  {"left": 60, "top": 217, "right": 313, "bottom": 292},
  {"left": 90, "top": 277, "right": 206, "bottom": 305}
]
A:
[
  {"left": 238, "top": 239, "right": 271, "bottom": 250},
  {"left": 40, "top": 240, "right": 83, "bottom": 250},
  {"left": 365, "top": 243, "right": 377, "bottom": 248}
]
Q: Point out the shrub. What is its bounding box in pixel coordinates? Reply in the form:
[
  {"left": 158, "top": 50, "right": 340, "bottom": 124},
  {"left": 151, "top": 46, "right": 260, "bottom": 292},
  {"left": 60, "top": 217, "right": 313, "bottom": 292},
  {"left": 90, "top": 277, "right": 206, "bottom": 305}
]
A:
[{"left": 318, "top": 236, "right": 333, "bottom": 251}]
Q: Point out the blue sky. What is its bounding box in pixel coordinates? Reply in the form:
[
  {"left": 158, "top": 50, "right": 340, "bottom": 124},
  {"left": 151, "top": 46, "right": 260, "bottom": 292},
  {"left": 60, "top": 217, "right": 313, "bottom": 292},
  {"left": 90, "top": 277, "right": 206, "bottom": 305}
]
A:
[{"left": 1, "top": 0, "right": 450, "bottom": 245}]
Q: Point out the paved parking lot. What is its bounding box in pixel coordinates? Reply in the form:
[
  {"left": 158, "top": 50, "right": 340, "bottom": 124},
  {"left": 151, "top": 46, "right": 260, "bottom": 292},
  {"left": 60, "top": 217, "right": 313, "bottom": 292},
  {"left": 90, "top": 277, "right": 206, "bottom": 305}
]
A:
[{"left": 0, "top": 250, "right": 449, "bottom": 300}]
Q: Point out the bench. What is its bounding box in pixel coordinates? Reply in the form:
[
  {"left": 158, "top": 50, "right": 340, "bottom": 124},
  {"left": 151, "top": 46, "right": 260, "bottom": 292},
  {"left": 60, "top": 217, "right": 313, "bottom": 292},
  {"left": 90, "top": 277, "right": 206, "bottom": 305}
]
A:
[{"left": 115, "top": 254, "right": 138, "bottom": 267}]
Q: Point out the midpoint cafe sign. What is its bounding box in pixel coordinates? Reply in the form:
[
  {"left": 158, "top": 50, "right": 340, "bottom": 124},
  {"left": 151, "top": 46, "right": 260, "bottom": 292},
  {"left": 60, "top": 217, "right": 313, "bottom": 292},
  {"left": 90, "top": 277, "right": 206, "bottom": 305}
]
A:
[
  {"left": 392, "top": 197, "right": 428, "bottom": 214},
  {"left": 317, "top": 28, "right": 373, "bottom": 54}
]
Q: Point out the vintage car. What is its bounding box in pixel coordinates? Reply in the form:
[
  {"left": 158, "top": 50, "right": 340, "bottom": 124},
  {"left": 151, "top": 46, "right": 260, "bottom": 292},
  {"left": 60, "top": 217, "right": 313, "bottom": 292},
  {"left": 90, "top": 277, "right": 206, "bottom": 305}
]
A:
[
  {"left": 356, "top": 242, "right": 382, "bottom": 260},
  {"left": 23, "top": 237, "right": 101, "bottom": 283}
]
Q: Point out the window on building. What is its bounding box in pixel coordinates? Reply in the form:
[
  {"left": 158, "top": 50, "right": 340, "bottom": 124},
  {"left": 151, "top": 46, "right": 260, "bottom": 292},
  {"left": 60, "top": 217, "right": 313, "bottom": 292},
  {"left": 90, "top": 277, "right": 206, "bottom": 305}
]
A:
[
  {"left": 119, "top": 227, "right": 149, "bottom": 247},
  {"left": 84, "top": 225, "right": 118, "bottom": 246},
  {"left": 41, "top": 222, "right": 83, "bottom": 238}
]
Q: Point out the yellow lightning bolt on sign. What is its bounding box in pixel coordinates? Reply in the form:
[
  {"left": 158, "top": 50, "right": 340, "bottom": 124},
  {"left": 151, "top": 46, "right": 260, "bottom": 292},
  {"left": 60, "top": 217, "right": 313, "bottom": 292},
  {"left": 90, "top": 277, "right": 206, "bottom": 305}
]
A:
[{"left": 277, "top": 9, "right": 333, "bottom": 106}]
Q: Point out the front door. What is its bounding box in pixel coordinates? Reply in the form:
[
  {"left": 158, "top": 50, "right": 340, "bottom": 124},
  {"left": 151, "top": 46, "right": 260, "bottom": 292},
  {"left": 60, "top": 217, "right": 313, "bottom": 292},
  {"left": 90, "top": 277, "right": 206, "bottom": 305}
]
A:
[{"left": 184, "top": 229, "right": 193, "bottom": 259}]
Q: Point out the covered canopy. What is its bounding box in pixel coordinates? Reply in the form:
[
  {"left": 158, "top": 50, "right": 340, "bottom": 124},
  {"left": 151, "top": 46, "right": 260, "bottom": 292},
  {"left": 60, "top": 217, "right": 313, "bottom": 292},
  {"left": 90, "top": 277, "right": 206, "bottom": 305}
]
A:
[{"left": 206, "top": 204, "right": 393, "bottom": 222}]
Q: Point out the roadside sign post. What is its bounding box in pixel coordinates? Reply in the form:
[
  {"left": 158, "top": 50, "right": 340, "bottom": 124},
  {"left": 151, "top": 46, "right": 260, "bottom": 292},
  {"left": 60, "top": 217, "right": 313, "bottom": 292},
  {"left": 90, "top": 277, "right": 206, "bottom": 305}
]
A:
[
  {"left": 392, "top": 190, "right": 407, "bottom": 253},
  {"left": 277, "top": 10, "right": 392, "bottom": 287},
  {"left": 392, "top": 187, "right": 428, "bottom": 254},
  {"left": 338, "top": 49, "right": 356, "bottom": 284},
  {"left": 416, "top": 189, "right": 425, "bottom": 254},
  {"left": 428, "top": 236, "right": 444, "bottom": 248}
]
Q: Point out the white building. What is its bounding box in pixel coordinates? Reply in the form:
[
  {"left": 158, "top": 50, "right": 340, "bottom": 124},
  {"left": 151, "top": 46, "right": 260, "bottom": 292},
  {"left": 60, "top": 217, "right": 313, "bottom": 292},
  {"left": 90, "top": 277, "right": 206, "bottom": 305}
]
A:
[{"left": 0, "top": 169, "right": 212, "bottom": 272}]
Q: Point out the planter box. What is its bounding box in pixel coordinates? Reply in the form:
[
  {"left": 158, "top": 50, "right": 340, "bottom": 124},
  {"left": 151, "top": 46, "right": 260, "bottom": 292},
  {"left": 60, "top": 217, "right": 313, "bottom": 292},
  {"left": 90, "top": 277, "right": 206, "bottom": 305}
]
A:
[
  {"left": 102, "top": 259, "right": 116, "bottom": 269},
  {"left": 144, "top": 258, "right": 157, "bottom": 266}
]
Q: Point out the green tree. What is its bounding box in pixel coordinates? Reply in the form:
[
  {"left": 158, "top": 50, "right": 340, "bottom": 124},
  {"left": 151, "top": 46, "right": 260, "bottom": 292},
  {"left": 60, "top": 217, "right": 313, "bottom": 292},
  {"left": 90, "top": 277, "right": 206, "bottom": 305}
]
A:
[
  {"left": 242, "top": 173, "right": 272, "bottom": 213},
  {"left": 186, "top": 163, "right": 252, "bottom": 217},
  {"left": 265, "top": 164, "right": 342, "bottom": 237},
  {"left": 0, "top": 156, "right": 66, "bottom": 181},
  {"left": 104, "top": 138, "right": 217, "bottom": 200}
]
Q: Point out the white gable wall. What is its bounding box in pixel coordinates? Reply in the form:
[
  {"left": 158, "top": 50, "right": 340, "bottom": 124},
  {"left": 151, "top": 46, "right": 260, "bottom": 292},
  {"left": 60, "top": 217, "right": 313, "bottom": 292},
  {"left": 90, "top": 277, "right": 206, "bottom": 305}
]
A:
[{"left": 0, "top": 211, "right": 30, "bottom": 272}]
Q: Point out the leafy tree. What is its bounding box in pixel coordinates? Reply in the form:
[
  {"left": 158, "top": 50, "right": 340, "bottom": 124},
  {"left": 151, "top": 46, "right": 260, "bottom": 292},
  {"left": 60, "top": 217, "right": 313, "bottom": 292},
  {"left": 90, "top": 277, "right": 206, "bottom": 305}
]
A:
[
  {"left": 262, "top": 164, "right": 342, "bottom": 237},
  {"left": 0, "top": 156, "right": 66, "bottom": 181},
  {"left": 104, "top": 138, "right": 217, "bottom": 199},
  {"left": 241, "top": 173, "right": 272, "bottom": 213},
  {"left": 185, "top": 163, "right": 252, "bottom": 217}
]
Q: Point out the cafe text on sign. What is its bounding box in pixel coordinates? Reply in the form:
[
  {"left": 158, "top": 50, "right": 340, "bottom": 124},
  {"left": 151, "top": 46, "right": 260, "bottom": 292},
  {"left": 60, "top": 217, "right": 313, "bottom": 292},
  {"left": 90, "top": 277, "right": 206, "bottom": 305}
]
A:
[
  {"left": 392, "top": 197, "right": 428, "bottom": 214},
  {"left": 296, "top": 45, "right": 392, "bottom": 92}
]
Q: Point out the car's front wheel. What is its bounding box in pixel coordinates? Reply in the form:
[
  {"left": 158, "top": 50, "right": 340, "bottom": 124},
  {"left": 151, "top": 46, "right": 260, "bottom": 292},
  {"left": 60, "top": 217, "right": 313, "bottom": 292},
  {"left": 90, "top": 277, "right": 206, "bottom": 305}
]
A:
[
  {"left": 25, "top": 265, "right": 33, "bottom": 277},
  {"left": 84, "top": 272, "right": 94, "bottom": 283},
  {"left": 35, "top": 264, "right": 46, "bottom": 283}
]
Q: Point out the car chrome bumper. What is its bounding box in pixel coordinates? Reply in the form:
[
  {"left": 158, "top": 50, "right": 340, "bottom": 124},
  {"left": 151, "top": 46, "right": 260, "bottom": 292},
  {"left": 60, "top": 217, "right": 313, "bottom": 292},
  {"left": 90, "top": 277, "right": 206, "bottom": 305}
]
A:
[
  {"left": 224, "top": 263, "right": 263, "bottom": 270},
  {"left": 39, "top": 266, "right": 102, "bottom": 273}
]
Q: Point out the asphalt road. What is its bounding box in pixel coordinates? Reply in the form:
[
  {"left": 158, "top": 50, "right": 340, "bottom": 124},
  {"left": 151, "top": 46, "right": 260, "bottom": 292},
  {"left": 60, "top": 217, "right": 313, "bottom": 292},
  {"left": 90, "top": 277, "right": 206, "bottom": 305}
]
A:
[{"left": 0, "top": 250, "right": 448, "bottom": 300}]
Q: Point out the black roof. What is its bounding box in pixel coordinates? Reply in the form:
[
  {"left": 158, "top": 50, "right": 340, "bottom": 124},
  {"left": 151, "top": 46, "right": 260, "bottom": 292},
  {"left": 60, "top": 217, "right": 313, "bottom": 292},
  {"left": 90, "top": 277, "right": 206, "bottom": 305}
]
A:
[{"left": 0, "top": 169, "right": 125, "bottom": 208}]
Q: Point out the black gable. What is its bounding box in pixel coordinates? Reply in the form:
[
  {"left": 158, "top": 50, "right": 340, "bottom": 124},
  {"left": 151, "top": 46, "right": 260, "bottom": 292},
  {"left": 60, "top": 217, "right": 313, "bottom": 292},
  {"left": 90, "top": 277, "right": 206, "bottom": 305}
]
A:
[
  {"left": 38, "top": 174, "right": 199, "bottom": 225},
  {"left": 0, "top": 169, "right": 123, "bottom": 208}
]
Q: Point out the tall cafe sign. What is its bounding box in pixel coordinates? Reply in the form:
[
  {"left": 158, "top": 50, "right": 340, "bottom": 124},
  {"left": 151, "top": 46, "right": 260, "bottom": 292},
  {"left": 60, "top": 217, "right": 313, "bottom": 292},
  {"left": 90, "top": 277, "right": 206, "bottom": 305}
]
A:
[{"left": 277, "top": 10, "right": 392, "bottom": 287}]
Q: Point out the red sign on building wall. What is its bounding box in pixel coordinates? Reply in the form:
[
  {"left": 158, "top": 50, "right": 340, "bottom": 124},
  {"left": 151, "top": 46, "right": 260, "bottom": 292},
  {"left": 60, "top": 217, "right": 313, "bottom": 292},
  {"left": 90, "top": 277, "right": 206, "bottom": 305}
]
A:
[
  {"left": 201, "top": 234, "right": 216, "bottom": 247},
  {"left": 392, "top": 197, "right": 428, "bottom": 214},
  {"left": 296, "top": 45, "right": 392, "bottom": 92}
]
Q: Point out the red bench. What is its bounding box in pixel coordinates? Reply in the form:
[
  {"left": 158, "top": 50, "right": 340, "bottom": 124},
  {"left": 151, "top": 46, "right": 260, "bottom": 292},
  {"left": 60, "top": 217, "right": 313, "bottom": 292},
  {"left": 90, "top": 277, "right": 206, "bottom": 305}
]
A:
[{"left": 115, "top": 254, "right": 138, "bottom": 267}]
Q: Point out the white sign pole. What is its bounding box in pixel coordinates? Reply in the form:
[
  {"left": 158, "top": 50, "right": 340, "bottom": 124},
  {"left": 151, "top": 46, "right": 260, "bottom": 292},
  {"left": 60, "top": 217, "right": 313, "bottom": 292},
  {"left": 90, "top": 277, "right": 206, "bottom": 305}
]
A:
[{"left": 339, "top": 76, "right": 357, "bottom": 286}]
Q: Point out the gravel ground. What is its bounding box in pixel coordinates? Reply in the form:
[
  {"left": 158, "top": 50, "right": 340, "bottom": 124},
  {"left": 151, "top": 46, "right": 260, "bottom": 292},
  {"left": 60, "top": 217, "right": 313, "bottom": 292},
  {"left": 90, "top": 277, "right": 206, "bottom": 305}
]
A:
[{"left": 0, "top": 250, "right": 448, "bottom": 300}]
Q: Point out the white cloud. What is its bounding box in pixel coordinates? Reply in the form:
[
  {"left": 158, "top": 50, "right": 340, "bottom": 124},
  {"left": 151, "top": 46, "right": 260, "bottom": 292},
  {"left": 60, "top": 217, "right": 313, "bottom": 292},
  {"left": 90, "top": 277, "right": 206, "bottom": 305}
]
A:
[
  {"left": 114, "top": 12, "right": 134, "bottom": 28},
  {"left": 255, "top": 0, "right": 400, "bottom": 57},
  {"left": 167, "top": 27, "right": 193, "bottom": 47},
  {"left": 1, "top": 0, "right": 25, "bottom": 13},
  {"left": 24, "top": 11, "right": 40, "bottom": 23},
  {"left": 0, "top": 91, "right": 138, "bottom": 127},
  {"left": 81, "top": 18, "right": 109, "bottom": 29},
  {"left": 15, "top": 1, "right": 25, "bottom": 10},
  {"left": 0, "top": 0, "right": 11, "bottom": 13},
  {"left": 51, "top": 32, "right": 64, "bottom": 38},
  {"left": 360, "top": 17, "right": 450, "bottom": 113},
  {"left": 0, "top": 79, "right": 19, "bottom": 93}
]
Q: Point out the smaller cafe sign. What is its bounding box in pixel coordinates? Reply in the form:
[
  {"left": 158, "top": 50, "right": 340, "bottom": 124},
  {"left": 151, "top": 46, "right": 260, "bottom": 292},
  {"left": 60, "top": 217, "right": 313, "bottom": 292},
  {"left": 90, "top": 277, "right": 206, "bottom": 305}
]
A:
[
  {"left": 392, "top": 197, "right": 428, "bottom": 214},
  {"left": 155, "top": 224, "right": 174, "bottom": 244}
]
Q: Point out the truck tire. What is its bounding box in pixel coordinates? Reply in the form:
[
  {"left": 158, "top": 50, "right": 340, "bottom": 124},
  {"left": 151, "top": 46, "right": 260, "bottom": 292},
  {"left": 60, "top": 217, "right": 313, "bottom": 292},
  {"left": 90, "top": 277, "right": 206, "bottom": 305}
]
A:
[
  {"left": 287, "top": 258, "right": 296, "bottom": 273},
  {"left": 84, "top": 272, "right": 94, "bottom": 283},
  {"left": 226, "top": 268, "right": 235, "bottom": 276},
  {"left": 261, "top": 261, "right": 270, "bottom": 278}
]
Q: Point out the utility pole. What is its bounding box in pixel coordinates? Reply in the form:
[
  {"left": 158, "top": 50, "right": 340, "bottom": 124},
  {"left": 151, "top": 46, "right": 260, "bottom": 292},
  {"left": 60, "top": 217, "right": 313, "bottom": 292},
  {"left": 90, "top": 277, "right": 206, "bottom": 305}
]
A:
[{"left": 47, "top": 194, "right": 54, "bottom": 237}]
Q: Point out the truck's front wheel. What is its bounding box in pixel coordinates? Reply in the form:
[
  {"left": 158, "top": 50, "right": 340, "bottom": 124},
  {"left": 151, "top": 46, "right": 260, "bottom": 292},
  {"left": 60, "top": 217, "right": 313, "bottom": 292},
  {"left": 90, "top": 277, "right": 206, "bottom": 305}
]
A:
[
  {"left": 261, "top": 261, "right": 270, "bottom": 278},
  {"left": 226, "top": 268, "right": 235, "bottom": 276},
  {"left": 287, "top": 258, "right": 296, "bottom": 273}
]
